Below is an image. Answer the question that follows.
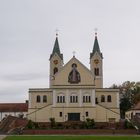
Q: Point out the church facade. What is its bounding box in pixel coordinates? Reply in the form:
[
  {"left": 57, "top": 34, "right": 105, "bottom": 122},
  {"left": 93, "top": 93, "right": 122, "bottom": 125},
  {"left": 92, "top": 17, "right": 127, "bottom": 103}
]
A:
[{"left": 27, "top": 33, "right": 120, "bottom": 123}]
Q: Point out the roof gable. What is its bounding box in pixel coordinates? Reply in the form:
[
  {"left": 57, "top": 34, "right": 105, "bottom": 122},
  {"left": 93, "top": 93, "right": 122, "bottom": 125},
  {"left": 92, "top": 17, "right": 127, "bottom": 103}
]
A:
[{"left": 53, "top": 57, "right": 95, "bottom": 86}]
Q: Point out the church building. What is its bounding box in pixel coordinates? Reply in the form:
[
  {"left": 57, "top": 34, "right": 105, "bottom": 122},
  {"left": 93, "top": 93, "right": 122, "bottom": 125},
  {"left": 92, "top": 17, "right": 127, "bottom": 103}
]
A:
[{"left": 27, "top": 33, "right": 120, "bottom": 123}]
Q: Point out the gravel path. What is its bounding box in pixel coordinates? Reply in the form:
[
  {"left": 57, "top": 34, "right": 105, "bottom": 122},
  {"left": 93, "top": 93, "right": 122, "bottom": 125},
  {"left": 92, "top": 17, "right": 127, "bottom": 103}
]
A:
[{"left": 0, "top": 135, "right": 6, "bottom": 140}]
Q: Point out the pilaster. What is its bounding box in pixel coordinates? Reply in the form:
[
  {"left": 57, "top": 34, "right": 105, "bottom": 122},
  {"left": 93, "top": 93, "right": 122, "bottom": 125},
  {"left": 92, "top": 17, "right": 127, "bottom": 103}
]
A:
[
  {"left": 116, "top": 92, "right": 120, "bottom": 108},
  {"left": 91, "top": 89, "right": 95, "bottom": 106},
  {"left": 79, "top": 89, "right": 82, "bottom": 107},
  {"left": 66, "top": 90, "right": 69, "bottom": 107},
  {"left": 53, "top": 90, "right": 56, "bottom": 107}
]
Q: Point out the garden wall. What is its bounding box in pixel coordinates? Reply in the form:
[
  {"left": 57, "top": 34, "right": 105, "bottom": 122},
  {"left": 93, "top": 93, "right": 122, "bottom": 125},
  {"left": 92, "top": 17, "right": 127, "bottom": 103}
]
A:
[{"left": 23, "top": 129, "right": 138, "bottom": 135}]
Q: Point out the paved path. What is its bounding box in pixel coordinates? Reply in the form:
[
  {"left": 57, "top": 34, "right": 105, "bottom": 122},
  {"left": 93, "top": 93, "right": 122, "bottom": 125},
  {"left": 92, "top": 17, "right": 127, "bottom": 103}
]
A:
[{"left": 0, "top": 135, "right": 6, "bottom": 140}]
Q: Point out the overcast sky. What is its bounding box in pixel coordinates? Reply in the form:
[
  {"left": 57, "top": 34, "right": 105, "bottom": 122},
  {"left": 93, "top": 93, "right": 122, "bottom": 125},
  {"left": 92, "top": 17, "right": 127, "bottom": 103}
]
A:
[{"left": 0, "top": 0, "right": 140, "bottom": 103}]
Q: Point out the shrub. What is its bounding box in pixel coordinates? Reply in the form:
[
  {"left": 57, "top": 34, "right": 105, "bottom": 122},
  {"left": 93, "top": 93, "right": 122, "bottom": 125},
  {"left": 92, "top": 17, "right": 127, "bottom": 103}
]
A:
[
  {"left": 26, "top": 120, "right": 34, "bottom": 129},
  {"left": 56, "top": 123, "right": 64, "bottom": 129},
  {"left": 49, "top": 118, "right": 56, "bottom": 128},
  {"left": 26, "top": 120, "right": 40, "bottom": 129},
  {"left": 83, "top": 118, "right": 95, "bottom": 129},
  {"left": 124, "top": 120, "right": 134, "bottom": 129},
  {"left": 34, "top": 122, "right": 39, "bottom": 129}
]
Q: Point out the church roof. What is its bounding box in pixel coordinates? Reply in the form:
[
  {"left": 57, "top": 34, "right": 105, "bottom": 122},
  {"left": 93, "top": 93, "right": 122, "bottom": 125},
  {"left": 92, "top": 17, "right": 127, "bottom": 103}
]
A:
[
  {"left": 90, "top": 33, "right": 103, "bottom": 59},
  {"left": 50, "top": 36, "right": 63, "bottom": 60}
]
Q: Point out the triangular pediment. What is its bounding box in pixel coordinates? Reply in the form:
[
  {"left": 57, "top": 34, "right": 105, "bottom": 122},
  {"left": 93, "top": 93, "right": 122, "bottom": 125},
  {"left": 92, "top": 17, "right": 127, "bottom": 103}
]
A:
[{"left": 53, "top": 57, "right": 95, "bottom": 86}]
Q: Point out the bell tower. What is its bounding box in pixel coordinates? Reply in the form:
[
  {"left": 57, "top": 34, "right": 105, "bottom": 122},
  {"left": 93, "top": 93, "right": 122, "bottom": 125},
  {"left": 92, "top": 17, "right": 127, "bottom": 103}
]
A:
[
  {"left": 49, "top": 34, "right": 63, "bottom": 87},
  {"left": 90, "top": 32, "right": 103, "bottom": 88}
]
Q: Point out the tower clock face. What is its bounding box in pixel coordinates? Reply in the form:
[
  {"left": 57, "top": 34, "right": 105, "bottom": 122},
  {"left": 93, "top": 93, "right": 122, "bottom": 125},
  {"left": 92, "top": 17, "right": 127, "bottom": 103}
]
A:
[
  {"left": 94, "top": 59, "right": 99, "bottom": 64},
  {"left": 53, "top": 60, "right": 58, "bottom": 65}
]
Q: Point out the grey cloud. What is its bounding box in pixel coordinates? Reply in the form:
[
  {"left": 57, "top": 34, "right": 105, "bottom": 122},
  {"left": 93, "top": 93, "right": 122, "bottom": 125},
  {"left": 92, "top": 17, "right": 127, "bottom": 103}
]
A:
[
  {"left": 0, "top": 87, "right": 28, "bottom": 103},
  {"left": 1, "top": 73, "right": 47, "bottom": 81}
]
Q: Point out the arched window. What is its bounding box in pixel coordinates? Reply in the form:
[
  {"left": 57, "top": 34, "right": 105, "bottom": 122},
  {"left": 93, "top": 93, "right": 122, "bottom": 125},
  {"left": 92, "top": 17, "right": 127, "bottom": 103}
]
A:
[
  {"left": 101, "top": 95, "right": 105, "bottom": 102},
  {"left": 89, "top": 96, "right": 91, "bottom": 102},
  {"left": 76, "top": 96, "right": 78, "bottom": 102},
  {"left": 63, "top": 96, "right": 65, "bottom": 103},
  {"left": 83, "top": 96, "right": 85, "bottom": 103},
  {"left": 83, "top": 95, "right": 91, "bottom": 103},
  {"left": 107, "top": 95, "right": 112, "bottom": 102},
  {"left": 57, "top": 96, "right": 60, "bottom": 103},
  {"left": 94, "top": 68, "right": 99, "bottom": 76},
  {"left": 70, "top": 95, "right": 78, "bottom": 103},
  {"left": 43, "top": 95, "right": 47, "bottom": 102},
  {"left": 53, "top": 67, "right": 58, "bottom": 75},
  {"left": 57, "top": 95, "right": 65, "bottom": 103},
  {"left": 73, "top": 96, "right": 75, "bottom": 102},
  {"left": 60, "top": 96, "right": 63, "bottom": 103},
  {"left": 86, "top": 96, "right": 88, "bottom": 102},
  {"left": 36, "top": 95, "right": 41, "bottom": 103},
  {"left": 70, "top": 96, "right": 72, "bottom": 103}
]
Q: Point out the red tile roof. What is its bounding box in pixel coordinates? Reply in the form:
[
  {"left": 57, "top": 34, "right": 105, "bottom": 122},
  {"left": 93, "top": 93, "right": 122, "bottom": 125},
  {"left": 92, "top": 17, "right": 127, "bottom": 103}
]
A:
[
  {"left": 132, "top": 102, "right": 140, "bottom": 110},
  {"left": 0, "top": 103, "right": 28, "bottom": 112}
]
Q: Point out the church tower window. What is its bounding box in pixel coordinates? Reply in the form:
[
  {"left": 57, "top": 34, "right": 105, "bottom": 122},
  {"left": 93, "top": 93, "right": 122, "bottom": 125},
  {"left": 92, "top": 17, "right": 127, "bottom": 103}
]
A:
[
  {"left": 68, "top": 63, "right": 81, "bottom": 84},
  {"left": 53, "top": 67, "right": 58, "bottom": 75},
  {"left": 94, "top": 68, "right": 99, "bottom": 76}
]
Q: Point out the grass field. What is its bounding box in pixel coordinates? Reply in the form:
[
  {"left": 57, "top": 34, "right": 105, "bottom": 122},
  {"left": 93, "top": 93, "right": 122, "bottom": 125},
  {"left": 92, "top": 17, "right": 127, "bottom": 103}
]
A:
[{"left": 3, "top": 136, "right": 140, "bottom": 140}]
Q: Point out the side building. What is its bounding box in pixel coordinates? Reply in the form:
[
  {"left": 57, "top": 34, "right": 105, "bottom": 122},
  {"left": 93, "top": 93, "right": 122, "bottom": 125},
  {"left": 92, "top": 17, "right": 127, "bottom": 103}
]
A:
[
  {"left": 125, "top": 101, "right": 140, "bottom": 120},
  {"left": 0, "top": 102, "right": 28, "bottom": 121}
]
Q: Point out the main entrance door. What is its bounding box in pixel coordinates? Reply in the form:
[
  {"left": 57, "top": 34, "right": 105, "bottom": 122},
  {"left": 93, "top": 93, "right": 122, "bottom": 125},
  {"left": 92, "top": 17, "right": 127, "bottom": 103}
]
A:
[{"left": 68, "top": 113, "right": 80, "bottom": 121}]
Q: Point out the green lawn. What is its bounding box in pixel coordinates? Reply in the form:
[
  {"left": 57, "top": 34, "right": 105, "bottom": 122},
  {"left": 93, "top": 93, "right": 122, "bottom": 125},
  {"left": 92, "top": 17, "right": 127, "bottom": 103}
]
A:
[{"left": 3, "top": 136, "right": 140, "bottom": 140}]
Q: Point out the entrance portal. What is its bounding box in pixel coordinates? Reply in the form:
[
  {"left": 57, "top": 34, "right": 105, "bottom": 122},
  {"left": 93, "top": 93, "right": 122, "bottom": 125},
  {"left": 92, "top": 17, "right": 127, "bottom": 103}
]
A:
[{"left": 68, "top": 113, "right": 80, "bottom": 121}]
